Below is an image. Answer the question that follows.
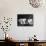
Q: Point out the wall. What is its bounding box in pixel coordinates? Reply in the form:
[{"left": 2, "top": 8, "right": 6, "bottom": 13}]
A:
[{"left": 0, "top": 0, "right": 46, "bottom": 40}]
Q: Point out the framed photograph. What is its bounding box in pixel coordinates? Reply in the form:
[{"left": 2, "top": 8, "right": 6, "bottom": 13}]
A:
[{"left": 17, "top": 14, "right": 33, "bottom": 26}]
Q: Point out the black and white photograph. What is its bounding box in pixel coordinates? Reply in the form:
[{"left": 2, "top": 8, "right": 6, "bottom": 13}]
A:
[{"left": 17, "top": 14, "right": 33, "bottom": 26}]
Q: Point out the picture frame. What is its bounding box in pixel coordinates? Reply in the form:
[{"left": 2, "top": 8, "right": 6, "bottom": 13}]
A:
[{"left": 17, "top": 14, "right": 33, "bottom": 26}]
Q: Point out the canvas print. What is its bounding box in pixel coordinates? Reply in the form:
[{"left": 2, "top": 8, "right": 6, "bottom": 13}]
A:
[{"left": 17, "top": 14, "right": 33, "bottom": 26}]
